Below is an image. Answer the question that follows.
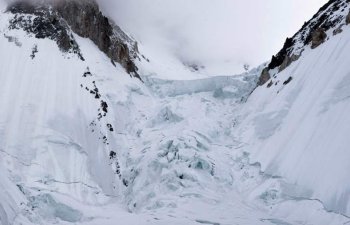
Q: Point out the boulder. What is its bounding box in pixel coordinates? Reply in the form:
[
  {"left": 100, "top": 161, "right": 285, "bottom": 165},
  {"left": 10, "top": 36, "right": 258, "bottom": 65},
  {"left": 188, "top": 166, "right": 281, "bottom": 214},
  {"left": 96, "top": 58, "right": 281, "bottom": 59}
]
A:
[
  {"left": 257, "top": 68, "right": 271, "bottom": 86},
  {"left": 279, "top": 54, "right": 300, "bottom": 72},
  {"left": 311, "top": 28, "right": 327, "bottom": 49},
  {"left": 333, "top": 25, "right": 343, "bottom": 36}
]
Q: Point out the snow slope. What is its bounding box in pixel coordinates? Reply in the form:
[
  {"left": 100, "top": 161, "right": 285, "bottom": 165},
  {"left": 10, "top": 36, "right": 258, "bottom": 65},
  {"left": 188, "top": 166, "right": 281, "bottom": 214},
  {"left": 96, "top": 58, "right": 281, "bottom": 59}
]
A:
[
  {"left": 0, "top": 0, "right": 350, "bottom": 225},
  {"left": 233, "top": 0, "right": 350, "bottom": 216},
  {"left": 0, "top": 6, "right": 137, "bottom": 223},
  {"left": 236, "top": 25, "right": 350, "bottom": 215}
]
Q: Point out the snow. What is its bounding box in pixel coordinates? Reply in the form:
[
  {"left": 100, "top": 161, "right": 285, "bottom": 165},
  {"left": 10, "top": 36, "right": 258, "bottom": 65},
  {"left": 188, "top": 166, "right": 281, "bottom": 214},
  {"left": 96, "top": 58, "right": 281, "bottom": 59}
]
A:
[
  {"left": 0, "top": 2, "right": 350, "bottom": 225},
  {"left": 236, "top": 26, "right": 350, "bottom": 215}
]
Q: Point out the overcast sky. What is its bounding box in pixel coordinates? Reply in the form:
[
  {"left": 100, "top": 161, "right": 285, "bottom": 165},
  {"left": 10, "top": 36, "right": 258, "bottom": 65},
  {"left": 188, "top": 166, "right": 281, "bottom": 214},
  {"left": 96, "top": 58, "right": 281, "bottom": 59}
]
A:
[{"left": 99, "top": 0, "right": 328, "bottom": 73}]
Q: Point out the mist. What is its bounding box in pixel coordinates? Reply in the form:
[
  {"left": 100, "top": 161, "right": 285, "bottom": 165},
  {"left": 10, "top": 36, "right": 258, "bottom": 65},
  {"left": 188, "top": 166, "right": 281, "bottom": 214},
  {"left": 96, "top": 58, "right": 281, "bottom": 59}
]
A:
[
  {"left": 98, "top": 0, "right": 327, "bottom": 74},
  {"left": 1, "top": 0, "right": 328, "bottom": 73}
]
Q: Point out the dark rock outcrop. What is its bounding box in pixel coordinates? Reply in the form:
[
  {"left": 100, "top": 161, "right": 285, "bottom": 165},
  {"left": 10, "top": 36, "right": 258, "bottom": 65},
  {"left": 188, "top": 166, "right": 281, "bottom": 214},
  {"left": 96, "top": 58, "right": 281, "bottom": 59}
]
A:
[
  {"left": 268, "top": 37, "right": 295, "bottom": 71},
  {"left": 257, "top": 68, "right": 271, "bottom": 86},
  {"left": 7, "top": 0, "right": 140, "bottom": 78},
  {"left": 7, "top": 1, "right": 84, "bottom": 60},
  {"left": 279, "top": 54, "right": 300, "bottom": 72},
  {"left": 283, "top": 76, "right": 293, "bottom": 85},
  {"left": 257, "top": 0, "right": 349, "bottom": 88},
  {"left": 333, "top": 25, "right": 344, "bottom": 35},
  {"left": 267, "top": 80, "right": 273, "bottom": 88},
  {"left": 311, "top": 28, "right": 327, "bottom": 49},
  {"left": 267, "top": 0, "right": 345, "bottom": 71},
  {"left": 53, "top": 0, "right": 139, "bottom": 77}
]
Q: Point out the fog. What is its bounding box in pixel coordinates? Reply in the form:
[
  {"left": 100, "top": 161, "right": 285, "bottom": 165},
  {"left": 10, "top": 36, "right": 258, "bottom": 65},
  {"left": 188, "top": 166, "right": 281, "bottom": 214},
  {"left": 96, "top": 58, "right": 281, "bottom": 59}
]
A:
[
  {"left": 98, "top": 0, "right": 328, "bottom": 73},
  {"left": 1, "top": 0, "right": 328, "bottom": 73}
]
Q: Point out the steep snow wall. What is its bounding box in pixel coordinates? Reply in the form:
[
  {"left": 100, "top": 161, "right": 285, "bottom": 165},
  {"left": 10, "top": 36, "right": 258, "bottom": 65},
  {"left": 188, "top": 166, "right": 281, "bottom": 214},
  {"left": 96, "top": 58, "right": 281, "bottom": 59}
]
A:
[
  {"left": 0, "top": 7, "right": 144, "bottom": 222},
  {"left": 239, "top": 21, "right": 350, "bottom": 215}
]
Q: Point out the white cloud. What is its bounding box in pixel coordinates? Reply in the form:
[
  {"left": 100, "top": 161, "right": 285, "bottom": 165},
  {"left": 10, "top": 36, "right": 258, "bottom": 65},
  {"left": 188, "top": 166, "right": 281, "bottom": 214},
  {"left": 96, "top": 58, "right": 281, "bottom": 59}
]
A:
[
  {"left": 2, "top": 0, "right": 328, "bottom": 73},
  {"left": 99, "top": 0, "right": 327, "bottom": 74}
]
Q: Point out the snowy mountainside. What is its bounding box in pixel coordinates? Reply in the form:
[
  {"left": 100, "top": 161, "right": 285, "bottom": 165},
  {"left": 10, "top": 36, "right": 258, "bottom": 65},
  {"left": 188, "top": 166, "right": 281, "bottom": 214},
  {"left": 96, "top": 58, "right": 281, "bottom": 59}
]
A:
[
  {"left": 6, "top": 0, "right": 140, "bottom": 77},
  {"left": 0, "top": 0, "right": 350, "bottom": 225},
  {"left": 0, "top": 1, "right": 136, "bottom": 222},
  {"left": 239, "top": 0, "right": 350, "bottom": 216}
]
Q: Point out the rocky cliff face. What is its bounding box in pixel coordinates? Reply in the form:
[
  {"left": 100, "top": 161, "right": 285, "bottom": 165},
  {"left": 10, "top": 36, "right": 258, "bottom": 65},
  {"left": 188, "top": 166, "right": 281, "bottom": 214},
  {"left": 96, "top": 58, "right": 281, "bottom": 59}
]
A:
[
  {"left": 7, "top": 0, "right": 140, "bottom": 78},
  {"left": 258, "top": 0, "right": 350, "bottom": 86}
]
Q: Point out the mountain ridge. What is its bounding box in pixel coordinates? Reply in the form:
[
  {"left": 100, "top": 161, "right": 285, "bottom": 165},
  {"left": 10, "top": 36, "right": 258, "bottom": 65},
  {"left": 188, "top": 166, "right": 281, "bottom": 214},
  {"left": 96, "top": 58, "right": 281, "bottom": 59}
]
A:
[
  {"left": 6, "top": 0, "right": 140, "bottom": 78},
  {"left": 258, "top": 0, "right": 350, "bottom": 86}
]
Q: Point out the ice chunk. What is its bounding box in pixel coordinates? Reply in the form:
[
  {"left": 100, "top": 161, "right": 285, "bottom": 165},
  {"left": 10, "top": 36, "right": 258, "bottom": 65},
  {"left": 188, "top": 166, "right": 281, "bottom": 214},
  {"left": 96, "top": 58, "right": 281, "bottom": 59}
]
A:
[
  {"left": 151, "top": 106, "right": 183, "bottom": 126},
  {"left": 30, "top": 194, "right": 82, "bottom": 222}
]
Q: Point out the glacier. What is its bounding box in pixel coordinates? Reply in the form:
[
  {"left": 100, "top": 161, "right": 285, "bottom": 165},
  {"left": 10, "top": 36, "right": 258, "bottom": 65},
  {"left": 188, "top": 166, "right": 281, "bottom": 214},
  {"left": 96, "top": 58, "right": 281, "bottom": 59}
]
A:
[{"left": 0, "top": 0, "right": 350, "bottom": 225}]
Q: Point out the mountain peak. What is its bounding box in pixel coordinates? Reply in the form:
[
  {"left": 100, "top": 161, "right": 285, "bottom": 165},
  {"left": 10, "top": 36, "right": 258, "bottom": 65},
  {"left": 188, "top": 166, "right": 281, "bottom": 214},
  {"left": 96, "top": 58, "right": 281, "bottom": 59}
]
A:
[{"left": 7, "top": 0, "right": 140, "bottom": 78}]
